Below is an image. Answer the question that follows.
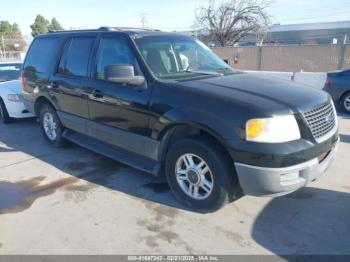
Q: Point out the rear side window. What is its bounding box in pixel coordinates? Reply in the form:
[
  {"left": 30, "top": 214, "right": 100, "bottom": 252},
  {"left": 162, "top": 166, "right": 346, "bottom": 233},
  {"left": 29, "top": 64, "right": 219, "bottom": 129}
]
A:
[
  {"left": 24, "top": 37, "right": 60, "bottom": 74},
  {"left": 58, "top": 37, "right": 94, "bottom": 77}
]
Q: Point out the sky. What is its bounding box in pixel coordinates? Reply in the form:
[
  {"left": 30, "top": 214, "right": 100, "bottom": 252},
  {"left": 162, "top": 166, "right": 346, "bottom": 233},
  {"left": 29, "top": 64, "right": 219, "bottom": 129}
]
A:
[{"left": 0, "top": 0, "right": 350, "bottom": 39}]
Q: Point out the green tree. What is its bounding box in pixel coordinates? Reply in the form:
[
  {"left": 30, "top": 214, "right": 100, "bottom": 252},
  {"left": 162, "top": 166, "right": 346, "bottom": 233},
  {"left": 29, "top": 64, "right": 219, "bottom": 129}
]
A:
[
  {"left": 48, "top": 18, "right": 64, "bottom": 31},
  {"left": 30, "top": 15, "right": 50, "bottom": 37},
  {"left": 0, "top": 21, "right": 22, "bottom": 38},
  {"left": 0, "top": 21, "right": 25, "bottom": 51}
]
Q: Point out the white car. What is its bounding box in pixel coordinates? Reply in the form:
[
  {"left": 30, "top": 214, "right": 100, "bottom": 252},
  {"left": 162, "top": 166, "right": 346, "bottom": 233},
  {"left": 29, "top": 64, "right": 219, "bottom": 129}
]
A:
[{"left": 0, "top": 79, "right": 34, "bottom": 123}]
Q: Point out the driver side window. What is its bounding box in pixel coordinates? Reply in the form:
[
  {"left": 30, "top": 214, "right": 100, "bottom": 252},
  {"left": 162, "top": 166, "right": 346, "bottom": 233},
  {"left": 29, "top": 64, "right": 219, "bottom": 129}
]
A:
[{"left": 96, "top": 37, "right": 142, "bottom": 80}]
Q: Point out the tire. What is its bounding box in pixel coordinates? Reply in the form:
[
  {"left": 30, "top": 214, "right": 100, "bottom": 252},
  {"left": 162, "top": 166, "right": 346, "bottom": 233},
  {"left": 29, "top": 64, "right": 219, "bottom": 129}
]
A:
[
  {"left": 0, "top": 98, "right": 12, "bottom": 124},
  {"left": 39, "top": 103, "right": 68, "bottom": 147},
  {"left": 165, "top": 136, "right": 240, "bottom": 213},
  {"left": 340, "top": 91, "right": 350, "bottom": 114}
]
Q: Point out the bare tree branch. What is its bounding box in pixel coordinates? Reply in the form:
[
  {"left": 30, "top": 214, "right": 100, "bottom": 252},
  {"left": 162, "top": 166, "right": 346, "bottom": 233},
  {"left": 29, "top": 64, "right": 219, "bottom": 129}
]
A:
[{"left": 196, "top": 0, "right": 271, "bottom": 46}]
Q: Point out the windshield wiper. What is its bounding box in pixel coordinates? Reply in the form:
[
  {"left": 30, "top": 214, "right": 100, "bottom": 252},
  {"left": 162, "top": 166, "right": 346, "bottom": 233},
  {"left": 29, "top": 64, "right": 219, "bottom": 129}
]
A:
[
  {"left": 181, "top": 69, "right": 222, "bottom": 76},
  {"left": 216, "top": 67, "right": 232, "bottom": 72}
]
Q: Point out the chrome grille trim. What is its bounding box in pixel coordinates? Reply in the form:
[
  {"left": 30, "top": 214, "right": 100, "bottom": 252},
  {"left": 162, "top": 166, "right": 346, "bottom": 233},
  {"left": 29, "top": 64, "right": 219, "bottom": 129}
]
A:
[{"left": 302, "top": 101, "right": 338, "bottom": 143}]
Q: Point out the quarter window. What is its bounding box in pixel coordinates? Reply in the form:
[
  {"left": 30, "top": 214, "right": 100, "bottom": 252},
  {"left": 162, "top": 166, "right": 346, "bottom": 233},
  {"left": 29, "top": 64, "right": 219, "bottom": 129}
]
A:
[
  {"left": 58, "top": 37, "right": 94, "bottom": 77},
  {"left": 24, "top": 37, "right": 60, "bottom": 74}
]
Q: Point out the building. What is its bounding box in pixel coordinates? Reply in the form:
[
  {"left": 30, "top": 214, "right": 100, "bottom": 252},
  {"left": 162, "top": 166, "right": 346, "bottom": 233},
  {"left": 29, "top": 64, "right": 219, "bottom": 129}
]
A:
[
  {"left": 266, "top": 20, "right": 350, "bottom": 45},
  {"left": 178, "top": 21, "right": 350, "bottom": 47}
]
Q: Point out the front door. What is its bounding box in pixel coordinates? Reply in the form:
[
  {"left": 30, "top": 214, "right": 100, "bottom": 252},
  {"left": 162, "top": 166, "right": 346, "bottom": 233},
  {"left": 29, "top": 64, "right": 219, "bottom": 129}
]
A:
[{"left": 87, "top": 35, "right": 153, "bottom": 157}]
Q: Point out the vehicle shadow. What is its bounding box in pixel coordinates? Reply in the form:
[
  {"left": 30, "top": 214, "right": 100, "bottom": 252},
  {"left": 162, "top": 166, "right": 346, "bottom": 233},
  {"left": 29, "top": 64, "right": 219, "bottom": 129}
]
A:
[
  {"left": 252, "top": 187, "right": 350, "bottom": 256},
  {"left": 0, "top": 118, "right": 190, "bottom": 212}
]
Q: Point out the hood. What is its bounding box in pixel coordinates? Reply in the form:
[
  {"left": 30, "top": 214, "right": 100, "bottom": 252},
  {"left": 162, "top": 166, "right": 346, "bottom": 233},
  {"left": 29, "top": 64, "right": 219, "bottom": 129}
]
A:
[
  {"left": 179, "top": 72, "right": 329, "bottom": 115},
  {"left": 0, "top": 80, "right": 22, "bottom": 94}
]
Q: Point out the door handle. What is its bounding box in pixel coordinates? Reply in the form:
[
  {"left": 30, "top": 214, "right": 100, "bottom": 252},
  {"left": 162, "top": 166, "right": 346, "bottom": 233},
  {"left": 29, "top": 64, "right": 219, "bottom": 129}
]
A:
[
  {"left": 92, "top": 89, "right": 104, "bottom": 98},
  {"left": 49, "top": 81, "right": 59, "bottom": 89}
]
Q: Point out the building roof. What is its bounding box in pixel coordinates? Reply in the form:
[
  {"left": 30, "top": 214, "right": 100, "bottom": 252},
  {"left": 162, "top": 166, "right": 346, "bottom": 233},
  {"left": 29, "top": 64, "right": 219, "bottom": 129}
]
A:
[{"left": 269, "top": 20, "right": 350, "bottom": 32}]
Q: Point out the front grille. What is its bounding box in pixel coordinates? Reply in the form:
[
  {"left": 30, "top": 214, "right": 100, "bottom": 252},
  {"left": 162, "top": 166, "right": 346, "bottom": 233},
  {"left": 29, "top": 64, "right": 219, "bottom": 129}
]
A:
[{"left": 302, "top": 102, "right": 336, "bottom": 141}]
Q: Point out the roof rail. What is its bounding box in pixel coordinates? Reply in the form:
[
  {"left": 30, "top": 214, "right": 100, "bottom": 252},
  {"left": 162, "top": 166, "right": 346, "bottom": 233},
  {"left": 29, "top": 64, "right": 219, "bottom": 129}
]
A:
[
  {"left": 48, "top": 27, "right": 161, "bottom": 34},
  {"left": 48, "top": 28, "right": 100, "bottom": 33},
  {"left": 98, "top": 26, "right": 161, "bottom": 32}
]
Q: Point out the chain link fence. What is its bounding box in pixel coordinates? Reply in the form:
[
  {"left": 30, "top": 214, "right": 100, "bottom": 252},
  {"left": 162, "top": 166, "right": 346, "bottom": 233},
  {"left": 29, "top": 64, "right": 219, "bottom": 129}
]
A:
[
  {"left": 213, "top": 44, "right": 350, "bottom": 72},
  {"left": 0, "top": 51, "right": 23, "bottom": 62}
]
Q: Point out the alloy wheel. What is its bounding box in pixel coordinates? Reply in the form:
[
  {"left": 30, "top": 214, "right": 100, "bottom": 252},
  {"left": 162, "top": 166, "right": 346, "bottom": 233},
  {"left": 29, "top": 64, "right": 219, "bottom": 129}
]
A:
[
  {"left": 344, "top": 94, "right": 350, "bottom": 112},
  {"left": 43, "top": 112, "right": 58, "bottom": 141},
  {"left": 175, "top": 153, "right": 214, "bottom": 200}
]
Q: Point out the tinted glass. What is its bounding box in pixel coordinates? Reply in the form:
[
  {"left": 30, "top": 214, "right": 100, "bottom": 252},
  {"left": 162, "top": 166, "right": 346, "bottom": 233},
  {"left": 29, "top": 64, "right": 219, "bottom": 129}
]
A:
[
  {"left": 96, "top": 37, "right": 141, "bottom": 80},
  {"left": 0, "top": 63, "right": 22, "bottom": 82},
  {"left": 57, "top": 40, "right": 71, "bottom": 75},
  {"left": 59, "top": 37, "right": 94, "bottom": 77},
  {"left": 24, "top": 37, "right": 60, "bottom": 74},
  {"left": 135, "top": 35, "right": 234, "bottom": 80}
]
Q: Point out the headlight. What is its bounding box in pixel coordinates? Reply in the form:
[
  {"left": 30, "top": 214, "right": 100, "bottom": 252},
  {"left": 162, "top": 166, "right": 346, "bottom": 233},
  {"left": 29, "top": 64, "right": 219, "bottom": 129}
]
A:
[
  {"left": 7, "top": 94, "right": 21, "bottom": 102},
  {"left": 246, "top": 115, "right": 301, "bottom": 143}
]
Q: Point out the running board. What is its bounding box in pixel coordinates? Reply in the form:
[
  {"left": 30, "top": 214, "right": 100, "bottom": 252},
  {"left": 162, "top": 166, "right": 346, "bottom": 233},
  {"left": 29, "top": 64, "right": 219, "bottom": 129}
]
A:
[{"left": 63, "top": 129, "right": 161, "bottom": 176}]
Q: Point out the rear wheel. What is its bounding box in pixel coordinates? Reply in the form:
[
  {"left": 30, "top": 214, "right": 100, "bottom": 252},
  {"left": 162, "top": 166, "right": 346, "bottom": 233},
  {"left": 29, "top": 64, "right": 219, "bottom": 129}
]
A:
[
  {"left": 341, "top": 92, "right": 350, "bottom": 114},
  {"left": 0, "top": 98, "right": 12, "bottom": 124},
  {"left": 165, "top": 136, "right": 240, "bottom": 213},
  {"left": 39, "top": 103, "right": 67, "bottom": 147}
]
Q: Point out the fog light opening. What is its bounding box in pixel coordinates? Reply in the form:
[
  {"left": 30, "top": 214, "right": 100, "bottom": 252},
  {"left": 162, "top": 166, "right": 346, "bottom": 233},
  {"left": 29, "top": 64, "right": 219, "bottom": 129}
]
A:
[{"left": 280, "top": 172, "right": 300, "bottom": 185}]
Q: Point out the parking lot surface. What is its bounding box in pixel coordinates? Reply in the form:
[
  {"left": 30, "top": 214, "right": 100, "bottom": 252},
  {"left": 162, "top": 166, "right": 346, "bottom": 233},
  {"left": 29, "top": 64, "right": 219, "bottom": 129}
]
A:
[{"left": 0, "top": 115, "right": 349, "bottom": 255}]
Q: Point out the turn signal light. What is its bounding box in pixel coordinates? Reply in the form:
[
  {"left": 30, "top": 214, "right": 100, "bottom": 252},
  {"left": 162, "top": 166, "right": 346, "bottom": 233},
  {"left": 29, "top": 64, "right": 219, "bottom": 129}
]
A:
[
  {"left": 246, "top": 119, "right": 265, "bottom": 139},
  {"left": 325, "top": 78, "right": 332, "bottom": 86}
]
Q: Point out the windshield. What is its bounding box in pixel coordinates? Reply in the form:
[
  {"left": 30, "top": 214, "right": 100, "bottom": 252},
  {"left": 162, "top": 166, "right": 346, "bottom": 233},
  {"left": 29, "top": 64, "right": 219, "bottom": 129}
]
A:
[
  {"left": 134, "top": 35, "right": 234, "bottom": 80},
  {"left": 0, "top": 63, "right": 22, "bottom": 82}
]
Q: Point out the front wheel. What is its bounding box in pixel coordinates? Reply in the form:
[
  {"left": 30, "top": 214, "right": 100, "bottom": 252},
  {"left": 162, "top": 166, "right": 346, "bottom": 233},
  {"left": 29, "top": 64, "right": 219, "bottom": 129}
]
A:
[
  {"left": 39, "top": 103, "right": 67, "bottom": 147},
  {"left": 341, "top": 91, "right": 350, "bottom": 114},
  {"left": 165, "top": 136, "right": 240, "bottom": 213},
  {"left": 0, "top": 98, "right": 13, "bottom": 124}
]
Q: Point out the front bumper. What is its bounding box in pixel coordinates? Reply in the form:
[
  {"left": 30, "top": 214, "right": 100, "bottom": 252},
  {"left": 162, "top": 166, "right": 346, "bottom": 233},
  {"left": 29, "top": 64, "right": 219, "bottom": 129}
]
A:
[
  {"left": 234, "top": 139, "right": 339, "bottom": 197},
  {"left": 5, "top": 99, "right": 34, "bottom": 119}
]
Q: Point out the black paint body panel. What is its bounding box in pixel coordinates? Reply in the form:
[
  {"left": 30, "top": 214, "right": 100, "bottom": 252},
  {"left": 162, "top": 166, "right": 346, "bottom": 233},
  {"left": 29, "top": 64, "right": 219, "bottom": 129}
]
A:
[{"left": 22, "top": 30, "right": 338, "bottom": 174}]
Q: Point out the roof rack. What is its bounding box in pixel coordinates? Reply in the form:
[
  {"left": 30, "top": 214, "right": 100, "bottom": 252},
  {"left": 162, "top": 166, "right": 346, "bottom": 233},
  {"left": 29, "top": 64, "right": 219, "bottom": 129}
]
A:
[
  {"left": 98, "top": 26, "right": 161, "bottom": 32},
  {"left": 48, "top": 28, "right": 100, "bottom": 33},
  {"left": 48, "top": 27, "right": 160, "bottom": 34}
]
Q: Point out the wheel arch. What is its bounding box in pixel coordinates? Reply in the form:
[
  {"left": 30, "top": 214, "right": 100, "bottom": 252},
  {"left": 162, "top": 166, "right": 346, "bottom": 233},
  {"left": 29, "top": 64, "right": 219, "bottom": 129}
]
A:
[
  {"left": 157, "top": 121, "right": 233, "bottom": 164},
  {"left": 340, "top": 90, "right": 350, "bottom": 113},
  {"left": 34, "top": 96, "right": 56, "bottom": 116},
  {"left": 155, "top": 107, "right": 239, "bottom": 162},
  {"left": 340, "top": 90, "right": 350, "bottom": 102}
]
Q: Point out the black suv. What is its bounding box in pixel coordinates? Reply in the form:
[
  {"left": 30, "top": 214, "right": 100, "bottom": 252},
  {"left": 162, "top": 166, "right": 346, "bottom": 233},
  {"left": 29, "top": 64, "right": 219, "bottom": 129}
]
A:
[{"left": 22, "top": 27, "right": 339, "bottom": 212}]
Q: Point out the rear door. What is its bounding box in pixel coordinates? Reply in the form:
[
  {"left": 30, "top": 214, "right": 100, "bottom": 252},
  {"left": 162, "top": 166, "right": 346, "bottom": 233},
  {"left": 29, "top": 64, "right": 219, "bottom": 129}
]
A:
[
  {"left": 22, "top": 36, "right": 62, "bottom": 110},
  {"left": 50, "top": 35, "right": 96, "bottom": 134}
]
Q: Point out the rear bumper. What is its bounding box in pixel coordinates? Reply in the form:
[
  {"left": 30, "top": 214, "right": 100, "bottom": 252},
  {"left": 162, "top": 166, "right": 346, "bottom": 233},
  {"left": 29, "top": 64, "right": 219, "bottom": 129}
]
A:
[{"left": 234, "top": 138, "right": 339, "bottom": 197}]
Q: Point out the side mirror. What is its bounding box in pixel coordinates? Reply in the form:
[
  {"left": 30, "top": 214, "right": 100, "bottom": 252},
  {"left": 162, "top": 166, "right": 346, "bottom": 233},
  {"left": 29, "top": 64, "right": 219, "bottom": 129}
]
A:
[
  {"left": 223, "top": 59, "right": 230, "bottom": 65},
  {"left": 105, "top": 65, "right": 145, "bottom": 86}
]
